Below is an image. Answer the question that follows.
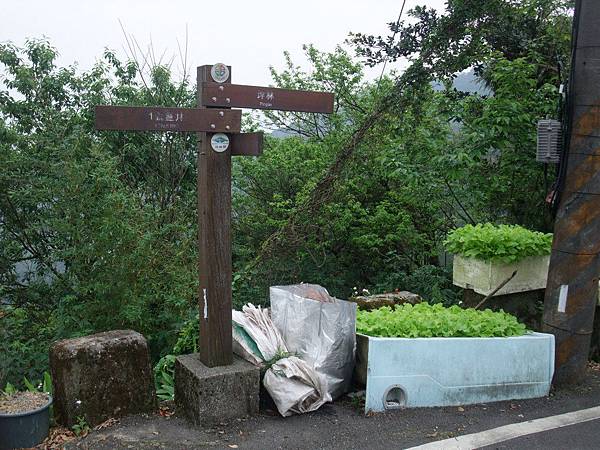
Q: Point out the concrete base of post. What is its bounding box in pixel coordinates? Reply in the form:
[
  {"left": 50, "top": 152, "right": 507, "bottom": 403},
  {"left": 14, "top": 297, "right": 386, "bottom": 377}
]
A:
[{"left": 174, "top": 354, "right": 260, "bottom": 425}]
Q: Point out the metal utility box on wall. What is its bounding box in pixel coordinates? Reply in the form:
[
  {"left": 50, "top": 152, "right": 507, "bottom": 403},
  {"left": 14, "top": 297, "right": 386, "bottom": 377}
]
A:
[{"left": 536, "top": 119, "right": 561, "bottom": 163}]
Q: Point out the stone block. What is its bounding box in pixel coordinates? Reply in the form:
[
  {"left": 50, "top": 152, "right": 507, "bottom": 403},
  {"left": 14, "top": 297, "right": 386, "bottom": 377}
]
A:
[
  {"left": 175, "top": 354, "right": 259, "bottom": 425},
  {"left": 350, "top": 291, "right": 422, "bottom": 311},
  {"left": 49, "top": 330, "right": 156, "bottom": 427}
]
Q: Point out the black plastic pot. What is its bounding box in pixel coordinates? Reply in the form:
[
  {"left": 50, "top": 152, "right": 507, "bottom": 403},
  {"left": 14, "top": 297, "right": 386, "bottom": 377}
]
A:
[{"left": 0, "top": 396, "right": 52, "bottom": 450}]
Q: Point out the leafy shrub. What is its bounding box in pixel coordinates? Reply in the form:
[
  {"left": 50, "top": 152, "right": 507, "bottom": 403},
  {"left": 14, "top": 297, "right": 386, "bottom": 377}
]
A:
[
  {"left": 444, "top": 223, "right": 552, "bottom": 263},
  {"left": 0, "top": 307, "right": 55, "bottom": 389},
  {"left": 153, "top": 313, "right": 199, "bottom": 401},
  {"left": 372, "top": 265, "right": 462, "bottom": 306},
  {"left": 356, "top": 303, "right": 527, "bottom": 338},
  {"left": 154, "top": 354, "right": 176, "bottom": 401}
]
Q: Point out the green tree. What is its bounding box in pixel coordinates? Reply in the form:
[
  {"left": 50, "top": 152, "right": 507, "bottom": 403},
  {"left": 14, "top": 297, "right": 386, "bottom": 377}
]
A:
[
  {"left": 231, "top": 46, "right": 451, "bottom": 304},
  {"left": 0, "top": 40, "right": 197, "bottom": 385},
  {"left": 350, "top": 0, "right": 572, "bottom": 231},
  {"left": 437, "top": 55, "right": 560, "bottom": 229}
]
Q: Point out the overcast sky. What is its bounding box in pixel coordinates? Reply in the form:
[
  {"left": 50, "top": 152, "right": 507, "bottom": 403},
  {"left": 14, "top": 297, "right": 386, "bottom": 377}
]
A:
[{"left": 2, "top": 0, "right": 446, "bottom": 86}]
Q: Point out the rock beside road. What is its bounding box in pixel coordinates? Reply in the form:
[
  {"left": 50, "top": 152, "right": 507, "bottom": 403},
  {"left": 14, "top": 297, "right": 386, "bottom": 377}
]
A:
[
  {"left": 50, "top": 329, "right": 156, "bottom": 427},
  {"left": 349, "top": 291, "right": 422, "bottom": 310}
]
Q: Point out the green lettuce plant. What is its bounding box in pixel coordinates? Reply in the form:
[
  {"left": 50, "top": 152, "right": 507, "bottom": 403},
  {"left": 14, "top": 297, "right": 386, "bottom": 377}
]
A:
[
  {"left": 444, "top": 223, "right": 552, "bottom": 264},
  {"left": 356, "top": 303, "right": 527, "bottom": 338}
]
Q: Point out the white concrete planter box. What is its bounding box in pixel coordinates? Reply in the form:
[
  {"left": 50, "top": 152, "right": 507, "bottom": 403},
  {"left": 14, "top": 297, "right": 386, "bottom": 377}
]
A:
[
  {"left": 356, "top": 332, "right": 554, "bottom": 412},
  {"left": 452, "top": 254, "right": 550, "bottom": 296}
]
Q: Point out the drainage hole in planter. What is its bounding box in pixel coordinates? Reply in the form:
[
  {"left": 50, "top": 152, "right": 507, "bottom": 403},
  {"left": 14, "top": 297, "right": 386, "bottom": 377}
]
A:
[{"left": 384, "top": 386, "right": 406, "bottom": 409}]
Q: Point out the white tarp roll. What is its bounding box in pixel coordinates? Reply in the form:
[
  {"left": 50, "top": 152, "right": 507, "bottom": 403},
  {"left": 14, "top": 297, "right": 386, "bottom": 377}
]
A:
[
  {"left": 232, "top": 304, "right": 287, "bottom": 361},
  {"left": 269, "top": 284, "right": 357, "bottom": 399},
  {"left": 263, "top": 356, "right": 331, "bottom": 416}
]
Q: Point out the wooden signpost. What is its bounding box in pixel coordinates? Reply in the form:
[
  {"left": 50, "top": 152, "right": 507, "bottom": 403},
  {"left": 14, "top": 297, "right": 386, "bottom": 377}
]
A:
[
  {"left": 95, "top": 63, "right": 334, "bottom": 368},
  {"left": 95, "top": 105, "right": 241, "bottom": 132},
  {"left": 201, "top": 82, "right": 334, "bottom": 113}
]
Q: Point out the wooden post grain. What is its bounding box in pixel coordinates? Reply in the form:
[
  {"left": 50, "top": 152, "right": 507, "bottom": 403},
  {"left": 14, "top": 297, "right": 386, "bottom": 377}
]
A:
[{"left": 197, "top": 65, "right": 233, "bottom": 367}]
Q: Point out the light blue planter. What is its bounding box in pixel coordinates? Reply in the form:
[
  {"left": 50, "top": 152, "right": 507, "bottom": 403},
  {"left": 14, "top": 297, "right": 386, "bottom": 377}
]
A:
[{"left": 356, "top": 332, "right": 554, "bottom": 412}]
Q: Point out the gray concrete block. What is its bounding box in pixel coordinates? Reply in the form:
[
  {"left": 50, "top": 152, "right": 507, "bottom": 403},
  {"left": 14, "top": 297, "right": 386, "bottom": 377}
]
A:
[
  {"left": 50, "top": 330, "right": 156, "bottom": 427},
  {"left": 175, "top": 354, "right": 259, "bottom": 425}
]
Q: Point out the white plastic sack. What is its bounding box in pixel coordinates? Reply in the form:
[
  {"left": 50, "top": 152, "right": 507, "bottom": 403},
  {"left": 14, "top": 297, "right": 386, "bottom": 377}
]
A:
[
  {"left": 231, "top": 303, "right": 331, "bottom": 416},
  {"left": 263, "top": 356, "right": 332, "bottom": 417},
  {"left": 270, "top": 284, "right": 357, "bottom": 399}
]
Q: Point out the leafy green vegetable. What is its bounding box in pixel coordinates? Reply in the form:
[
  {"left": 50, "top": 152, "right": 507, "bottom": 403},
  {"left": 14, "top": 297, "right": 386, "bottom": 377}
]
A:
[
  {"left": 444, "top": 223, "right": 552, "bottom": 263},
  {"left": 356, "top": 303, "right": 527, "bottom": 338}
]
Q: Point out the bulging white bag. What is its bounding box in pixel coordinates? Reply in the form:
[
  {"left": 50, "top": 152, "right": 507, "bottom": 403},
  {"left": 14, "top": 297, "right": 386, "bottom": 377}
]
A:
[{"left": 270, "top": 284, "right": 357, "bottom": 399}]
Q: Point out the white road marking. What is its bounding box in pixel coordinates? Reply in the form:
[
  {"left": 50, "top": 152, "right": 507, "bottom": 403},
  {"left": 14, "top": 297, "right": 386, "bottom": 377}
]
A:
[{"left": 406, "top": 405, "right": 600, "bottom": 450}]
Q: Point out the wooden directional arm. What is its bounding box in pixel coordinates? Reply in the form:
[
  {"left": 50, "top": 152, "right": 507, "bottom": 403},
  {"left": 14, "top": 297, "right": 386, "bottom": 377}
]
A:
[
  {"left": 201, "top": 82, "right": 334, "bottom": 113},
  {"left": 230, "top": 132, "right": 263, "bottom": 156},
  {"left": 94, "top": 105, "right": 241, "bottom": 133}
]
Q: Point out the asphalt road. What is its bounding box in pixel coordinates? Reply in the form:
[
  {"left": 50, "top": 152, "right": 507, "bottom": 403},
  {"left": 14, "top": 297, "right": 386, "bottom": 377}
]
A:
[
  {"left": 63, "top": 365, "right": 600, "bottom": 450},
  {"left": 480, "top": 419, "right": 600, "bottom": 450}
]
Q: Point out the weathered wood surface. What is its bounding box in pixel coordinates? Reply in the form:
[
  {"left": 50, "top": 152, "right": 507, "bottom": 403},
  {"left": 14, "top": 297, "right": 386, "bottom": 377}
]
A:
[
  {"left": 201, "top": 82, "right": 334, "bottom": 113},
  {"left": 197, "top": 65, "right": 233, "bottom": 367},
  {"left": 231, "top": 132, "right": 263, "bottom": 156},
  {"left": 95, "top": 105, "right": 241, "bottom": 133}
]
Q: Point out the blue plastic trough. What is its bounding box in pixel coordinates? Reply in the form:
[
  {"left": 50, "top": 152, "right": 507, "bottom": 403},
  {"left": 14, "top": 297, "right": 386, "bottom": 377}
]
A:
[{"left": 355, "top": 332, "right": 555, "bottom": 412}]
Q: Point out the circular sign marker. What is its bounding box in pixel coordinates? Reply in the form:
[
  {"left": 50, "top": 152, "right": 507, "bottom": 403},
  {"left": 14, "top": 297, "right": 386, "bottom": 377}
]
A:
[
  {"left": 210, "top": 63, "right": 229, "bottom": 83},
  {"left": 211, "top": 133, "right": 230, "bottom": 152}
]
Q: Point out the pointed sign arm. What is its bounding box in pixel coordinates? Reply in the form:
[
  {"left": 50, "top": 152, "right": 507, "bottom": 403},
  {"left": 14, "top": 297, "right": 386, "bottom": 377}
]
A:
[
  {"left": 201, "top": 82, "right": 334, "bottom": 113},
  {"left": 94, "top": 105, "right": 241, "bottom": 133},
  {"left": 230, "top": 132, "right": 263, "bottom": 156}
]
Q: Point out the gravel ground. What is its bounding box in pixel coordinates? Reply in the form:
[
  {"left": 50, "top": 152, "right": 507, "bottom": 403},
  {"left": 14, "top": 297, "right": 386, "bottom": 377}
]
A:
[{"left": 0, "top": 391, "right": 49, "bottom": 414}]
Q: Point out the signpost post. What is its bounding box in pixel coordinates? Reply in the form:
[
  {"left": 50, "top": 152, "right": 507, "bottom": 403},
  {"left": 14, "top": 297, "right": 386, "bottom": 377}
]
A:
[{"left": 95, "top": 63, "right": 334, "bottom": 381}]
